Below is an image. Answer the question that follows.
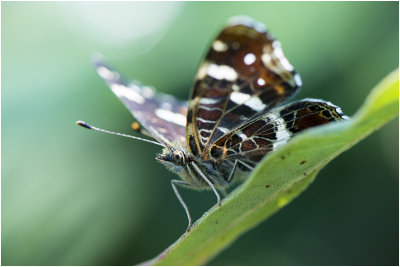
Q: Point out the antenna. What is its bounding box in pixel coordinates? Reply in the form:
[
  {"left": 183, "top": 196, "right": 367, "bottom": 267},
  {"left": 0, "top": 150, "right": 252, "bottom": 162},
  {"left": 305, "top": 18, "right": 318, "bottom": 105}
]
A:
[{"left": 76, "top": 121, "right": 165, "bottom": 148}]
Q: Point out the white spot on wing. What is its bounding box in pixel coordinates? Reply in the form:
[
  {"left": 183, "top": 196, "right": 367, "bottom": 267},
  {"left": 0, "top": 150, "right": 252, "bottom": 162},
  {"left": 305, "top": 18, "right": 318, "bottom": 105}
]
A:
[
  {"left": 272, "top": 40, "right": 280, "bottom": 49},
  {"left": 197, "top": 61, "right": 211, "bottom": 80},
  {"left": 207, "top": 64, "right": 238, "bottom": 81},
  {"left": 257, "top": 78, "right": 266, "bottom": 86},
  {"left": 142, "top": 86, "right": 155, "bottom": 98},
  {"left": 237, "top": 130, "right": 247, "bottom": 141},
  {"left": 199, "top": 97, "right": 220, "bottom": 105},
  {"left": 197, "top": 117, "right": 216, "bottom": 123},
  {"left": 230, "top": 92, "right": 266, "bottom": 111},
  {"left": 198, "top": 105, "right": 222, "bottom": 111},
  {"left": 218, "top": 127, "right": 230, "bottom": 134},
  {"left": 230, "top": 92, "right": 251, "bottom": 104},
  {"left": 279, "top": 57, "right": 294, "bottom": 72},
  {"left": 212, "top": 40, "right": 228, "bottom": 52},
  {"left": 98, "top": 66, "right": 118, "bottom": 80},
  {"left": 245, "top": 96, "right": 266, "bottom": 111},
  {"left": 271, "top": 42, "right": 293, "bottom": 71},
  {"left": 262, "top": 41, "right": 297, "bottom": 84},
  {"left": 268, "top": 112, "right": 291, "bottom": 150},
  {"left": 261, "top": 53, "right": 271, "bottom": 65},
  {"left": 155, "top": 109, "right": 186, "bottom": 127},
  {"left": 111, "top": 84, "right": 145, "bottom": 104},
  {"left": 294, "top": 74, "right": 302, "bottom": 86},
  {"left": 273, "top": 45, "right": 284, "bottom": 58},
  {"left": 244, "top": 53, "right": 256, "bottom": 65}
]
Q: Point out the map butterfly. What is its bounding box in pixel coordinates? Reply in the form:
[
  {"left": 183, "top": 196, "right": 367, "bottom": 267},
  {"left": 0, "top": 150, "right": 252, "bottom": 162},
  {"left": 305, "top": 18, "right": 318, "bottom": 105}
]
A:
[{"left": 78, "top": 16, "right": 348, "bottom": 231}]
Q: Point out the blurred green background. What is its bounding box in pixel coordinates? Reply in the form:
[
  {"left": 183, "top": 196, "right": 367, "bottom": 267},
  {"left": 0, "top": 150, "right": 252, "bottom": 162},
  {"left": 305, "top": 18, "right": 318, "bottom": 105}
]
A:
[{"left": 2, "top": 2, "right": 398, "bottom": 265}]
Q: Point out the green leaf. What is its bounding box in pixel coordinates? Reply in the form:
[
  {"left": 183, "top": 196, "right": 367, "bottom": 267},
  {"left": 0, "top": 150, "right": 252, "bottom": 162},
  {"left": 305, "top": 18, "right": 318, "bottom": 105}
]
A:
[{"left": 143, "top": 69, "right": 399, "bottom": 266}]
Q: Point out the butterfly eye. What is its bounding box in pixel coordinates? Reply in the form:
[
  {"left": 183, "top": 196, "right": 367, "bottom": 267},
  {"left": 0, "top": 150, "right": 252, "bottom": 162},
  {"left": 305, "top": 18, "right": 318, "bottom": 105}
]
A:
[{"left": 172, "top": 151, "right": 185, "bottom": 166}]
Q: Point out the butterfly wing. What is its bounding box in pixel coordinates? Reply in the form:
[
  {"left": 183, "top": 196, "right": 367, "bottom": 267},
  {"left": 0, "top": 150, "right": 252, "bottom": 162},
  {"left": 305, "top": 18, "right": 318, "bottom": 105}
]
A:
[
  {"left": 93, "top": 58, "right": 187, "bottom": 146},
  {"left": 186, "top": 16, "right": 302, "bottom": 157},
  {"left": 210, "top": 99, "right": 348, "bottom": 176}
]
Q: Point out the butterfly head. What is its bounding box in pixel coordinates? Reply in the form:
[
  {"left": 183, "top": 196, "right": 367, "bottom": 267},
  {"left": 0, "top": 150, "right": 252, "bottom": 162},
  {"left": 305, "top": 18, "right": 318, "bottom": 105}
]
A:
[{"left": 156, "top": 148, "right": 189, "bottom": 173}]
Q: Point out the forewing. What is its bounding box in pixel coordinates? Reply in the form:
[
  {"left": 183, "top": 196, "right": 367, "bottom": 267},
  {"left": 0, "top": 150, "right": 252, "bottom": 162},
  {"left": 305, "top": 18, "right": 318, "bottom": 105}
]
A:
[
  {"left": 186, "top": 17, "right": 302, "bottom": 157},
  {"left": 93, "top": 58, "right": 187, "bottom": 146},
  {"left": 210, "top": 99, "right": 349, "bottom": 172}
]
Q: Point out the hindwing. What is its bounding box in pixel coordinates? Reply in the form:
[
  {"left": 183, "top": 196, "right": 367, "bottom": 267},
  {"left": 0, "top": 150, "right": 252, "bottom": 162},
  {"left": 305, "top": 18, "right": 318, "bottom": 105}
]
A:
[{"left": 211, "top": 99, "right": 349, "bottom": 172}]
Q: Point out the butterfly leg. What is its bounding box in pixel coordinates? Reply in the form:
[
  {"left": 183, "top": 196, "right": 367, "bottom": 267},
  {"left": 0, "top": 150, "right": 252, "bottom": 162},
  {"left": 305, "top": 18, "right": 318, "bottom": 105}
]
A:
[
  {"left": 227, "top": 159, "right": 254, "bottom": 183},
  {"left": 171, "top": 179, "right": 192, "bottom": 231},
  {"left": 227, "top": 159, "right": 239, "bottom": 183},
  {"left": 237, "top": 160, "right": 254, "bottom": 171},
  {"left": 191, "top": 162, "right": 221, "bottom": 206}
]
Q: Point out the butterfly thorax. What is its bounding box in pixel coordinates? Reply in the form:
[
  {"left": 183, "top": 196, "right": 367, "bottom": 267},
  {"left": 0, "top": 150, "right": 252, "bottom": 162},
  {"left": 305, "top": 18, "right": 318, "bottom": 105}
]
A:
[{"left": 156, "top": 147, "right": 231, "bottom": 190}]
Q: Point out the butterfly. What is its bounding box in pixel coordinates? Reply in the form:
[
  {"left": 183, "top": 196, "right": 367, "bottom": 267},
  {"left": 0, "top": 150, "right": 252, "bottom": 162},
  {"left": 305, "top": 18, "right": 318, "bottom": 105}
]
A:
[{"left": 78, "top": 16, "right": 348, "bottom": 231}]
